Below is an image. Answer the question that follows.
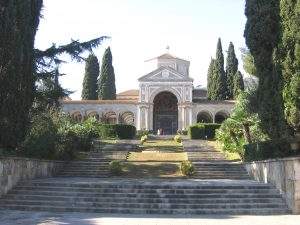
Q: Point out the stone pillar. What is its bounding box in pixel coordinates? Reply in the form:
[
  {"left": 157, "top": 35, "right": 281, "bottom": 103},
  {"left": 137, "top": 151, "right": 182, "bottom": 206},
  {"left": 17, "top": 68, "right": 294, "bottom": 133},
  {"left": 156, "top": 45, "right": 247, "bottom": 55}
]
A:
[
  {"left": 137, "top": 104, "right": 150, "bottom": 130},
  {"left": 149, "top": 104, "right": 153, "bottom": 130},
  {"left": 178, "top": 105, "right": 184, "bottom": 130}
]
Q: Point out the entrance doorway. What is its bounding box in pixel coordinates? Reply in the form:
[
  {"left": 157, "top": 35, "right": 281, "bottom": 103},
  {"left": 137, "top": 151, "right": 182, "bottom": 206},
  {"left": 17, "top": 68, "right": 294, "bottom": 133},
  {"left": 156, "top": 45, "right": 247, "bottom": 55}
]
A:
[{"left": 153, "top": 91, "right": 178, "bottom": 135}]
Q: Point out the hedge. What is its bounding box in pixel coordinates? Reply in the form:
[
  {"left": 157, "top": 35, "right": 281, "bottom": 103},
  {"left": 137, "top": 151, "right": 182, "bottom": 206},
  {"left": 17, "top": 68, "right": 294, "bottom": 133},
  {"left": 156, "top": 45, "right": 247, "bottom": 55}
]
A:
[
  {"left": 244, "top": 139, "right": 296, "bottom": 162},
  {"left": 97, "top": 124, "right": 136, "bottom": 139},
  {"left": 188, "top": 123, "right": 221, "bottom": 140},
  {"left": 188, "top": 124, "right": 205, "bottom": 139},
  {"left": 203, "top": 123, "right": 221, "bottom": 139}
]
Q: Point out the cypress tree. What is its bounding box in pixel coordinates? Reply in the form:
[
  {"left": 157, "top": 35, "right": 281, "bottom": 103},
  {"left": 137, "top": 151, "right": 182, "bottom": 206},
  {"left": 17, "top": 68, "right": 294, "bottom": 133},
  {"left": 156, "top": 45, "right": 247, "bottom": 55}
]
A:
[
  {"left": 244, "top": 0, "right": 288, "bottom": 139},
  {"left": 0, "top": 0, "right": 43, "bottom": 149},
  {"left": 98, "top": 47, "right": 116, "bottom": 100},
  {"left": 233, "top": 71, "right": 244, "bottom": 99},
  {"left": 225, "top": 42, "right": 239, "bottom": 99},
  {"left": 214, "top": 38, "right": 227, "bottom": 100},
  {"left": 82, "top": 54, "right": 99, "bottom": 100},
  {"left": 207, "top": 58, "right": 216, "bottom": 100}
]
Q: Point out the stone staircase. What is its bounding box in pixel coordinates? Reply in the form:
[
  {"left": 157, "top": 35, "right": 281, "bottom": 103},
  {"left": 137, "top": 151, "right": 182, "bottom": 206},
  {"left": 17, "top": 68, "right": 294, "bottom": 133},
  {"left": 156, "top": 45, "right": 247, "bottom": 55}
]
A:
[
  {"left": 0, "top": 139, "right": 290, "bottom": 215},
  {"left": 0, "top": 178, "right": 289, "bottom": 215},
  {"left": 183, "top": 140, "right": 250, "bottom": 179},
  {"left": 58, "top": 150, "right": 128, "bottom": 178}
]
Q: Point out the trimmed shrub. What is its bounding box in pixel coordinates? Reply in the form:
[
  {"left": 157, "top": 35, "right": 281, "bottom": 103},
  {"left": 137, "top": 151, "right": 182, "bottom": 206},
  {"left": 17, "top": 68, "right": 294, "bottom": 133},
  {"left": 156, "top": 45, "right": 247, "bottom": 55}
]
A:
[
  {"left": 115, "top": 124, "right": 136, "bottom": 139},
  {"left": 244, "top": 139, "right": 295, "bottom": 162},
  {"left": 177, "top": 130, "right": 188, "bottom": 135},
  {"left": 140, "top": 135, "right": 148, "bottom": 145},
  {"left": 203, "top": 123, "right": 221, "bottom": 139},
  {"left": 180, "top": 161, "right": 195, "bottom": 176},
  {"left": 109, "top": 160, "right": 123, "bottom": 175},
  {"left": 174, "top": 135, "right": 182, "bottom": 143},
  {"left": 188, "top": 124, "right": 205, "bottom": 139}
]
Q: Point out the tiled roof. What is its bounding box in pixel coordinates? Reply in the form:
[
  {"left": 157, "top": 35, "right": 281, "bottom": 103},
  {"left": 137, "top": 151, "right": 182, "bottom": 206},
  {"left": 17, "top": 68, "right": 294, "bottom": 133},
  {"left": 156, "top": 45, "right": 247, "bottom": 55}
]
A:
[
  {"left": 62, "top": 99, "right": 137, "bottom": 104},
  {"left": 192, "top": 89, "right": 207, "bottom": 99},
  {"left": 145, "top": 53, "right": 189, "bottom": 62},
  {"left": 117, "top": 89, "right": 139, "bottom": 96}
]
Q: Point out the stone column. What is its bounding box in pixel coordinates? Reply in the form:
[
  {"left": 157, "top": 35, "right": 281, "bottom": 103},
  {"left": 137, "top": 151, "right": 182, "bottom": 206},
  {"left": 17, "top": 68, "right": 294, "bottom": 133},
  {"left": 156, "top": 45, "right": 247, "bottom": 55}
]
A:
[{"left": 178, "top": 104, "right": 184, "bottom": 130}]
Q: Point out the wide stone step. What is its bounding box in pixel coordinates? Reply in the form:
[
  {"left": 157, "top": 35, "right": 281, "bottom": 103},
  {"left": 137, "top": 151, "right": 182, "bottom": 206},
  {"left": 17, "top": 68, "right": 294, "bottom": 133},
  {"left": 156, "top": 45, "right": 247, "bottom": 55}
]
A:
[
  {"left": 8, "top": 190, "right": 283, "bottom": 199},
  {"left": 13, "top": 186, "right": 280, "bottom": 194},
  {"left": 4, "top": 195, "right": 285, "bottom": 204},
  {"left": 0, "top": 199, "right": 287, "bottom": 210},
  {"left": 0, "top": 204, "right": 289, "bottom": 215},
  {"left": 21, "top": 181, "right": 273, "bottom": 189}
]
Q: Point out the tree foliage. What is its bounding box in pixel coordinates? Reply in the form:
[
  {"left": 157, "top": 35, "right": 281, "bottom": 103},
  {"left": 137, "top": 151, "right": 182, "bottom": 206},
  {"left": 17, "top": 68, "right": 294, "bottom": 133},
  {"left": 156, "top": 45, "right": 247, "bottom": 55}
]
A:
[
  {"left": 214, "top": 38, "right": 228, "bottom": 100},
  {"left": 279, "top": 0, "right": 300, "bottom": 130},
  {"left": 207, "top": 58, "right": 216, "bottom": 100},
  {"left": 241, "top": 48, "right": 257, "bottom": 76},
  {"left": 225, "top": 42, "right": 239, "bottom": 99},
  {"left": 98, "top": 47, "right": 116, "bottom": 100},
  {"left": 0, "top": 0, "right": 109, "bottom": 149},
  {"left": 233, "top": 71, "right": 245, "bottom": 99},
  {"left": 81, "top": 54, "right": 99, "bottom": 100},
  {"left": 244, "top": 0, "right": 289, "bottom": 139},
  {"left": 0, "top": 0, "right": 43, "bottom": 149}
]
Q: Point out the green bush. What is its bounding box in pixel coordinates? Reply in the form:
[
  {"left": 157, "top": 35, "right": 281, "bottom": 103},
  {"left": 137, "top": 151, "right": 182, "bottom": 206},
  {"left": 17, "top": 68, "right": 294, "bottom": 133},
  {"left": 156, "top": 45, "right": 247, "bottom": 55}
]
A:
[
  {"left": 115, "top": 124, "right": 136, "bottom": 139},
  {"left": 174, "top": 135, "right": 182, "bottom": 143},
  {"left": 203, "top": 123, "right": 221, "bottom": 139},
  {"left": 136, "top": 130, "right": 150, "bottom": 139},
  {"left": 23, "top": 113, "right": 58, "bottom": 159},
  {"left": 244, "top": 139, "right": 295, "bottom": 162},
  {"left": 97, "top": 124, "right": 117, "bottom": 138},
  {"left": 140, "top": 135, "right": 148, "bottom": 145},
  {"left": 96, "top": 124, "right": 136, "bottom": 139},
  {"left": 188, "top": 124, "right": 205, "bottom": 139},
  {"left": 180, "top": 161, "right": 195, "bottom": 176},
  {"left": 109, "top": 160, "right": 123, "bottom": 175},
  {"left": 177, "top": 130, "right": 188, "bottom": 135}
]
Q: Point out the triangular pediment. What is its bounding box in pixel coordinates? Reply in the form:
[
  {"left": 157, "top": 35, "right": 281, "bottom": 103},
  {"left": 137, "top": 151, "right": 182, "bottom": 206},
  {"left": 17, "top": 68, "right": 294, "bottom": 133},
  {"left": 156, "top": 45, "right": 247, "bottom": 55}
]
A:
[{"left": 138, "top": 67, "right": 193, "bottom": 82}]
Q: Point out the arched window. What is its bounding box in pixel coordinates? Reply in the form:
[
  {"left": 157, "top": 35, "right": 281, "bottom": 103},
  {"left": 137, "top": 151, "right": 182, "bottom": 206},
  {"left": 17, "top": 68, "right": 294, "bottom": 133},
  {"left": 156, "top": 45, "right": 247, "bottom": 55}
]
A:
[
  {"left": 215, "top": 111, "right": 229, "bottom": 124},
  {"left": 71, "top": 111, "right": 82, "bottom": 122},
  {"left": 197, "top": 111, "right": 213, "bottom": 123},
  {"left": 119, "top": 111, "right": 134, "bottom": 125},
  {"left": 103, "top": 111, "right": 117, "bottom": 124},
  {"left": 87, "top": 111, "right": 99, "bottom": 121}
]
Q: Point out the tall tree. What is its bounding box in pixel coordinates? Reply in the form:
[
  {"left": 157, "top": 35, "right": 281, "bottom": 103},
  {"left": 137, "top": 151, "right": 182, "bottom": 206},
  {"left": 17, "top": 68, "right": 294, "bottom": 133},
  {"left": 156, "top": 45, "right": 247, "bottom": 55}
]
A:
[
  {"left": 279, "top": 0, "right": 300, "bottom": 129},
  {"left": 81, "top": 54, "right": 99, "bottom": 100},
  {"left": 207, "top": 58, "right": 216, "bottom": 100},
  {"left": 214, "top": 38, "right": 228, "bottom": 100},
  {"left": 225, "top": 42, "right": 239, "bottom": 99},
  {"left": 233, "top": 71, "right": 245, "bottom": 99},
  {"left": 244, "top": 0, "right": 288, "bottom": 139},
  {"left": 0, "top": 0, "right": 43, "bottom": 149},
  {"left": 98, "top": 47, "right": 116, "bottom": 100}
]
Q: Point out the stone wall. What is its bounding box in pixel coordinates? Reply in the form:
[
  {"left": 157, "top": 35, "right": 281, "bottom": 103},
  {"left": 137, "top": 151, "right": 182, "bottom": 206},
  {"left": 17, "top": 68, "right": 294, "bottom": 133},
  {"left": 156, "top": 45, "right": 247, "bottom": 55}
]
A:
[
  {"left": 244, "top": 157, "right": 300, "bottom": 214},
  {"left": 0, "top": 157, "right": 64, "bottom": 197}
]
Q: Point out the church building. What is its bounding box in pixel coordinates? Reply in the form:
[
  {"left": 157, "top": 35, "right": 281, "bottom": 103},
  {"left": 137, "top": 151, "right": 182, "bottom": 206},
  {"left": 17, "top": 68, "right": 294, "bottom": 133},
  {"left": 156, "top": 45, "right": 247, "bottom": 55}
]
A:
[{"left": 62, "top": 52, "right": 235, "bottom": 134}]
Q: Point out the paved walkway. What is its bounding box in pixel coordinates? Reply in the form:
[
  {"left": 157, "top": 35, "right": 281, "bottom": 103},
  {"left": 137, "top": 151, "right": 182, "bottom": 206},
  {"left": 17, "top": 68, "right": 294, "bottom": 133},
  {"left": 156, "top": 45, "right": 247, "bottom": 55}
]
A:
[{"left": 0, "top": 210, "right": 299, "bottom": 225}]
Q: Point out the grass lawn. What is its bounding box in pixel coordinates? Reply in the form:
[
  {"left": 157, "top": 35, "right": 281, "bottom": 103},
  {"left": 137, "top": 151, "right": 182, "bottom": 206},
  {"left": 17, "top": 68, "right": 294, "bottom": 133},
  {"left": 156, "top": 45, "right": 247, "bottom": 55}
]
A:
[
  {"left": 141, "top": 139, "right": 183, "bottom": 152},
  {"left": 127, "top": 152, "right": 187, "bottom": 162},
  {"left": 207, "top": 140, "right": 241, "bottom": 161},
  {"left": 122, "top": 162, "right": 183, "bottom": 178}
]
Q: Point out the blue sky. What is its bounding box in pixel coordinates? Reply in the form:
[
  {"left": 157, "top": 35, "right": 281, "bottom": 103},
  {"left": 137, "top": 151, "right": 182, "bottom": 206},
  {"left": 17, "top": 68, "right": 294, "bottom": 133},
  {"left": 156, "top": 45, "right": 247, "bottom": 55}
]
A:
[{"left": 35, "top": 0, "right": 247, "bottom": 100}]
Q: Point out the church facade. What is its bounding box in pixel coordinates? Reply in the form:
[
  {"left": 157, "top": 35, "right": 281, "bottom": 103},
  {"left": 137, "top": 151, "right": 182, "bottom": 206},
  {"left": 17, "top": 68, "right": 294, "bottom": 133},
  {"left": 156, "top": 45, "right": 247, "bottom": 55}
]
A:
[{"left": 62, "top": 53, "right": 235, "bottom": 134}]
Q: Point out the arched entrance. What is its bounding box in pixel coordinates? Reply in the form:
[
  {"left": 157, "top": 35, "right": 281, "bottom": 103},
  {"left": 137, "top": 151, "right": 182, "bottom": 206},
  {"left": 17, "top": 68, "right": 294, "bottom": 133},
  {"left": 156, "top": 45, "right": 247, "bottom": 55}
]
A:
[{"left": 153, "top": 91, "right": 178, "bottom": 135}]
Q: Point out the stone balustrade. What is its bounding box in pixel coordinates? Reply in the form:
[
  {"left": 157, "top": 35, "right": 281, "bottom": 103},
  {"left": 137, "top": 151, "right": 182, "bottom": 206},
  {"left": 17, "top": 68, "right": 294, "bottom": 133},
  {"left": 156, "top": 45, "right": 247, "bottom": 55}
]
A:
[
  {"left": 0, "top": 157, "right": 64, "bottom": 197},
  {"left": 244, "top": 157, "right": 300, "bottom": 214}
]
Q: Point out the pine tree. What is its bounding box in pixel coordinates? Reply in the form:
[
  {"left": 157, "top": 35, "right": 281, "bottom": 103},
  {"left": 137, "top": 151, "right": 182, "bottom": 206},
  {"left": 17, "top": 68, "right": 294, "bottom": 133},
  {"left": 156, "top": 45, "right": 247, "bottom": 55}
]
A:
[
  {"left": 0, "top": 0, "right": 43, "bottom": 149},
  {"left": 82, "top": 54, "right": 99, "bottom": 100},
  {"left": 225, "top": 42, "right": 239, "bottom": 99},
  {"left": 98, "top": 47, "right": 116, "bottom": 100},
  {"left": 207, "top": 58, "right": 217, "bottom": 100},
  {"left": 214, "top": 38, "right": 228, "bottom": 100},
  {"left": 244, "top": 0, "right": 288, "bottom": 139},
  {"left": 233, "top": 71, "right": 244, "bottom": 99}
]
